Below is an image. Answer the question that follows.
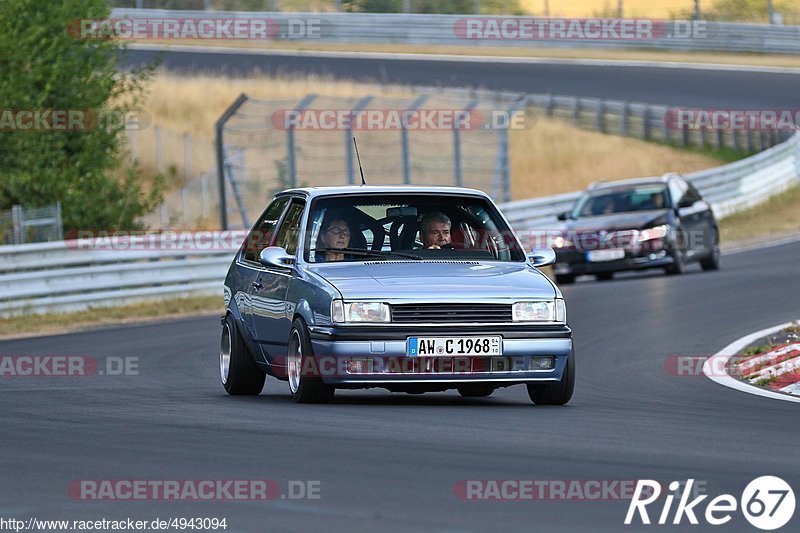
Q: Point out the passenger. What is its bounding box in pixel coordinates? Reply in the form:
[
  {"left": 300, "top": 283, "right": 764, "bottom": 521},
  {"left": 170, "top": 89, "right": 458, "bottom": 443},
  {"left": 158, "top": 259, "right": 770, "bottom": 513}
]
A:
[
  {"left": 315, "top": 216, "right": 352, "bottom": 262},
  {"left": 420, "top": 212, "right": 452, "bottom": 250},
  {"left": 651, "top": 191, "right": 665, "bottom": 209}
]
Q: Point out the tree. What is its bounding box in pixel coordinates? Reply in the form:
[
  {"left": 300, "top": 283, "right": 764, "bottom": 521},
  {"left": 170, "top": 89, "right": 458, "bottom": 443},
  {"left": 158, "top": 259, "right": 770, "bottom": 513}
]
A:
[{"left": 0, "top": 0, "right": 161, "bottom": 231}]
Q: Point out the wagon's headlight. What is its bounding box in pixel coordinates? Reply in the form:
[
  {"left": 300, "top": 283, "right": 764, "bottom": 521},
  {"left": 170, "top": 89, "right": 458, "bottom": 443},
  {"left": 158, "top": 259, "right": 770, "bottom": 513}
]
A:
[
  {"left": 331, "top": 300, "right": 390, "bottom": 323},
  {"left": 512, "top": 300, "right": 566, "bottom": 323},
  {"left": 638, "top": 225, "right": 668, "bottom": 242}
]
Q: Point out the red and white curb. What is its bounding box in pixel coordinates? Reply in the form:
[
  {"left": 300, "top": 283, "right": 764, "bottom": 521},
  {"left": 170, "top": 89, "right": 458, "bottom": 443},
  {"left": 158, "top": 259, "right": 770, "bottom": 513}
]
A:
[{"left": 704, "top": 321, "right": 800, "bottom": 404}]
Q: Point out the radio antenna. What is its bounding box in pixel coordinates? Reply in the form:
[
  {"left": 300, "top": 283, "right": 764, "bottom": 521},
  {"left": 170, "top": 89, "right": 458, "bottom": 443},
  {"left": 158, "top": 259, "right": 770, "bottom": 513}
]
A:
[{"left": 353, "top": 137, "right": 366, "bottom": 186}]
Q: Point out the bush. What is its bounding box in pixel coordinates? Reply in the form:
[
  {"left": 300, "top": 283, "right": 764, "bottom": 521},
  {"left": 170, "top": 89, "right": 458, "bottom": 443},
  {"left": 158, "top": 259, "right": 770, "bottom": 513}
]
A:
[{"left": 0, "top": 0, "right": 161, "bottom": 231}]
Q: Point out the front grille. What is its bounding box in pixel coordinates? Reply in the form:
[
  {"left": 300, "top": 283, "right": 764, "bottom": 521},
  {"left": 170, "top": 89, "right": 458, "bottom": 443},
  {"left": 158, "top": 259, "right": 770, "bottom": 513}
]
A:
[{"left": 391, "top": 303, "right": 512, "bottom": 324}]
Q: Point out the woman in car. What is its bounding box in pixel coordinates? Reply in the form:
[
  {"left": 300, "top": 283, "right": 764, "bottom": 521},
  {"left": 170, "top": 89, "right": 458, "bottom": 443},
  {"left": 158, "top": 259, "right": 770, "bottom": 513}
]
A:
[{"left": 314, "top": 215, "right": 353, "bottom": 262}]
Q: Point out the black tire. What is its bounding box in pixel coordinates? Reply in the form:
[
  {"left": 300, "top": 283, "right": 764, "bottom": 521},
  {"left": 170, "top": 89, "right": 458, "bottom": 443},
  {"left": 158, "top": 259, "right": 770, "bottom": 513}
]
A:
[
  {"left": 457, "top": 384, "right": 495, "bottom": 398},
  {"left": 221, "top": 314, "right": 266, "bottom": 395},
  {"left": 555, "top": 274, "right": 576, "bottom": 285},
  {"left": 700, "top": 231, "right": 721, "bottom": 271},
  {"left": 527, "top": 351, "right": 575, "bottom": 405},
  {"left": 595, "top": 272, "right": 614, "bottom": 281},
  {"left": 287, "top": 318, "right": 335, "bottom": 404},
  {"left": 665, "top": 249, "right": 686, "bottom": 275}
]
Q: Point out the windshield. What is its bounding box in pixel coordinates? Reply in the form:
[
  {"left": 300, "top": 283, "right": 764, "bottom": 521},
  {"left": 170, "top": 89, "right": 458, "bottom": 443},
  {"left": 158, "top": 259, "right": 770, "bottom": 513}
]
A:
[
  {"left": 305, "top": 194, "right": 525, "bottom": 263},
  {"left": 571, "top": 185, "right": 669, "bottom": 218}
]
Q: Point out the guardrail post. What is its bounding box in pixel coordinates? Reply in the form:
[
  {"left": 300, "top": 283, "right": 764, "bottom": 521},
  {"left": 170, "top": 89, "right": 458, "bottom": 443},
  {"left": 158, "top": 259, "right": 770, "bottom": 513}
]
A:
[
  {"left": 545, "top": 94, "right": 554, "bottom": 117},
  {"left": 733, "top": 130, "right": 741, "bottom": 151},
  {"left": 662, "top": 108, "right": 670, "bottom": 143},
  {"left": 642, "top": 105, "right": 651, "bottom": 141},
  {"left": 716, "top": 128, "right": 725, "bottom": 150},
  {"left": 454, "top": 99, "right": 479, "bottom": 188},
  {"left": 345, "top": 95, "right": 373, "bottom": 185},
  {"left": 11, "top": 205, "right": 23, "bottom": 245},
  {"left": 682, "top": 123, "right": 690, "bottom": 147},
  {"left": 595, "top": 100, "right": 605, "bottom": 133},
  {"left": 571, "top": 98, "right": 580, "bottom": 125},
  {"left": 215, "top": 93, "right": 249, "bottom": 231},
  {"left": 747, "top": 130, "right": 755, "bottom": 152},
  {"left": 700, "top": 126, "right": 708, "bottom": 148},
  {"left": 620, "top": 101, "right": 629, "bottom": 136},
  {"left": 55, "top": 202, "right": 63, "bottom": 241}
]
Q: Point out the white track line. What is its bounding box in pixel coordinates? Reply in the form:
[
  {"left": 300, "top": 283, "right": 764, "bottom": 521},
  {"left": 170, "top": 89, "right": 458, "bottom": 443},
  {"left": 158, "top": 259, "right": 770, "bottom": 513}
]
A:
[
  {"left": 128, "top": 43, "right": 800, "bottom": 75},
  {"left": 704, "top": 321, "right": 800, "bottom": 404}
]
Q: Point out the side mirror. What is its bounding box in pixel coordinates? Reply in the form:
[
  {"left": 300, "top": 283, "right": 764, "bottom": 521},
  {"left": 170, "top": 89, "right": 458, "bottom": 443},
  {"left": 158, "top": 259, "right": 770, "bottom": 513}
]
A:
[
  {"left": 259, "top": 246, "right": 294, "bottom": 269},
  {"left": 527, "top": 246, "right": 557, "bottom": 267},
  {"left": 556, "top": 211, "right": 570, "bottom": 221},
  {"left": 677, "top": 197, "right": 695, "bottom": 209}
]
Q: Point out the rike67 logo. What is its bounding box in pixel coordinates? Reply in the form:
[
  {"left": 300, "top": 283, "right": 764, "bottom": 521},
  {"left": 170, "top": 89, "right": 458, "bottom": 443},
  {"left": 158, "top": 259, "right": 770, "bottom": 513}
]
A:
[{"left": 625, "top": 477, "right": 795, "bottom": 530}]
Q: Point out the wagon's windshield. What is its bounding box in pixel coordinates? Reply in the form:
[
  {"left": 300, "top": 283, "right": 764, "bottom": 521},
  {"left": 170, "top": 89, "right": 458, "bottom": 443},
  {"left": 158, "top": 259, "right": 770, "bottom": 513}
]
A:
[
  {"left": 305, "top": 194, "right": 525, "bottom": 263},
  {"left": 572, "top": 185, "right": 670, "bottom": 217}
]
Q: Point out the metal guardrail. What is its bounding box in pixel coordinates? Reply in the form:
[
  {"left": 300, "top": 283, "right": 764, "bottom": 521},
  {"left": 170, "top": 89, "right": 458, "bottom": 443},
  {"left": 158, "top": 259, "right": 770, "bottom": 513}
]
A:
[
  {"left": 2, "top": 132, "right": 798, "bottom": 317},
  {"left": 0, "top": 239, "right": 233, "bottom": 317},
  {"left": 111, "top": 9, "right": 800, "bottom": 55}
]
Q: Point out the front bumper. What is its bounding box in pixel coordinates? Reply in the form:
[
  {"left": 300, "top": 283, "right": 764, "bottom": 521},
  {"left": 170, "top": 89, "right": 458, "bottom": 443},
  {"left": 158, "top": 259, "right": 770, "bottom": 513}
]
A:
[
  {"left": 554, "top": 249, "right": 673, "bottom": 275},
  {"left": 306, "top": 324, "right": 572, "bottom": 385}
]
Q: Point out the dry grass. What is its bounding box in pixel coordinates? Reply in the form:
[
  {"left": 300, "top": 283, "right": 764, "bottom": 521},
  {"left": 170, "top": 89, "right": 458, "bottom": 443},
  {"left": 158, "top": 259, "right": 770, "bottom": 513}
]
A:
[
  {"left": 520, "top": 0, "right": 693, "bottom": 18},
  {"left": 719, "top": 183, "right": 800, "bottom": 243},
  {"left": 138, "top": 72, "right": 725, "bottom": 202},
  {"left": 0, "top": 295, "right": 222, "bottom": 340}
]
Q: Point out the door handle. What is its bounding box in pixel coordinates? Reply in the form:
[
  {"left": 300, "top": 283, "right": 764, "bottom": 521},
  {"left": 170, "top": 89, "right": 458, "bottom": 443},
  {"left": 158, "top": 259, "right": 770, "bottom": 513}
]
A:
[{"left": 251, "top": 281, "right": 263, "bottom": 291}]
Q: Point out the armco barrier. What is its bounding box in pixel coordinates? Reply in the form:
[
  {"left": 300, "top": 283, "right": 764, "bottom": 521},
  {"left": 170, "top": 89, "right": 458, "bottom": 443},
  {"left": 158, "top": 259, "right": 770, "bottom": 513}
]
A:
[
  {"left": 110, "top": 9, "right": 800, "bottom": 55},
  {"left": 1, "top": 133, "right": 797, "bottom": 317}
]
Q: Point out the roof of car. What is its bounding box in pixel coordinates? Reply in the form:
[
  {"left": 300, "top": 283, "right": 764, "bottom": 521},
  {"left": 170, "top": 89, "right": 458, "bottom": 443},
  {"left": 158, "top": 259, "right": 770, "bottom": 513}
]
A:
[
  {"left": 276, "top": 185, "right": 491, "bottom": 199},
  {"left": 588, "top": 173, "right": 681, "bottom": 191}
]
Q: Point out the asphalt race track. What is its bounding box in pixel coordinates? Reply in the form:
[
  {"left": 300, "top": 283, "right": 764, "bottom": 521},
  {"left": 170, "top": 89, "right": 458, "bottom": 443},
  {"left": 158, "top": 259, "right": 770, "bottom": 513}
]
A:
[
  {"left": 2, "top": 241, "right": 799, "bottom": 531},
  {"left": 121, "top": 47, "right": 800, "bottom": 109}
]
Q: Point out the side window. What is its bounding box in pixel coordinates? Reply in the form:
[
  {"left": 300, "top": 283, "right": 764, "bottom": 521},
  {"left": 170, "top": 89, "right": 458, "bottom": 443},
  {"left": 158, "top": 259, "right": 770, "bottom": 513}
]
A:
[
  {"left": 685, "top": 182, "right": 703, "bottom": 203},
  {"left": 242, "top": 198, "right": 288, "bottom": 263},
  {"left": 668, "top": 180, "right": 688, "bottom": 207},
  {"left": 274, "top": 200, "right": 306, "bottom": 255}
]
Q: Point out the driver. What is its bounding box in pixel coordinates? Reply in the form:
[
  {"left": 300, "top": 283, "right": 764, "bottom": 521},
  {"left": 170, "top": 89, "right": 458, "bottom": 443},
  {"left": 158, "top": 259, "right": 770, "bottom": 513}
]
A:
[{"left": 420, "top": 212, "right": 452, "bottom": 250}]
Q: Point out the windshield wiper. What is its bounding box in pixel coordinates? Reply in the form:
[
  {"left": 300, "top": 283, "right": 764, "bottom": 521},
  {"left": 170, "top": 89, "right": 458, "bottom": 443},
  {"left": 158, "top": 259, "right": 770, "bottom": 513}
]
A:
[{"left": 316, "top": 248, "right": 422, "bottom": 260}]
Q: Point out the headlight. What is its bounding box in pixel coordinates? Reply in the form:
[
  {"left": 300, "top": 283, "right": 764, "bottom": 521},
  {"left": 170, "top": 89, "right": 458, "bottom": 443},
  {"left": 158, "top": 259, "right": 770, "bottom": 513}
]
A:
[
  {"left": 512, "top": 300, "right": 566, "bottom": 323},
  {"left": 638, "top": 225, "right": 668, "bottom": 241},
  {"left": 549, "top": 235, "right": 573, "bottom": 248},
  {"left": 331, "top": 300, "right": 390, "bottom": 323}
]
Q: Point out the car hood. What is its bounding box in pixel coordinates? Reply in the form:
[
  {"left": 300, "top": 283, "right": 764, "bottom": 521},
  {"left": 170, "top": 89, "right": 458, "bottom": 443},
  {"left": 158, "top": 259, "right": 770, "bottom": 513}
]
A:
[
  {"left": 308, "top": 261, "right": 557, "bottom": 301},
  {"left": 560, "top": 210, "right": 671, "bottom": 232}
]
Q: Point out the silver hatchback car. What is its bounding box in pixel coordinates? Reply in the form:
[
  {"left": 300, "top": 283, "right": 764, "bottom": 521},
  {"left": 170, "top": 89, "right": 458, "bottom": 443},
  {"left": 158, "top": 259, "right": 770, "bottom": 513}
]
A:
[{"left": 220, "top": 186, "right": 573, "bottom": 404}]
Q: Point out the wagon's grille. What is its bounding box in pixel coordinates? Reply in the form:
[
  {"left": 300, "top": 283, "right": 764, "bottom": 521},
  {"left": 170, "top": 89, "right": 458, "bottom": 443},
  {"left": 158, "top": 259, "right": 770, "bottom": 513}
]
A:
[{"left": 390, "top": 304, "right": 513, "bottom": 324}]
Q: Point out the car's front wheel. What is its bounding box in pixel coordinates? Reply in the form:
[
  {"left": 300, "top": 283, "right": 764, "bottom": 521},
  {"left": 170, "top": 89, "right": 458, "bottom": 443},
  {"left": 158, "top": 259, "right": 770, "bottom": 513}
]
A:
[
  {"left": 287, "top": 318, "right": 335, "bottom": 404},
  {"left": 221, "top": 314, "right": 266, "bottom": 395},
  {"left": 527, "top": 351, "right": 574, "bottom": 405},
  {"left": 700, "top": 231, "right": 721, "bottom": 271}
]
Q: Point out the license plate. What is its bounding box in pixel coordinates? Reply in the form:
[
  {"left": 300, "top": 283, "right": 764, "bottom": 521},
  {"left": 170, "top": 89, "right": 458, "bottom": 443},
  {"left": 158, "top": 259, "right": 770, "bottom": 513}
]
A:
[
  {"left": 587, "top": 249, "right": 625, "bottom": 262},
  {"left": 407, "top": 336, "right": 502, "bottom": 357}
]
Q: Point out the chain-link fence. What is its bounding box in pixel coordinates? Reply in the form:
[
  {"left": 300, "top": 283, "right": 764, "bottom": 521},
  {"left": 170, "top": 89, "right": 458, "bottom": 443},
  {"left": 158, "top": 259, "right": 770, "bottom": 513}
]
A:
[
  {"left": 211, "top": 92, "right": 520, "bottom": 229},
  {"left": 0, "top": 204, "right": 63, "bottom": 245}
]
